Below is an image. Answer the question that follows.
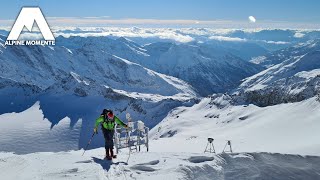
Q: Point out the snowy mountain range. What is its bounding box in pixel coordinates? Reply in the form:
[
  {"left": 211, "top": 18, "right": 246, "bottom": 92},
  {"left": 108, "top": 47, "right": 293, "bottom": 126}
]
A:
[
  {"left": 55, "top": 36, "right": 263, "bottom": 96},
  {"left": 1, "top": 28, "right": 320, "bottom": 179},
  {"left": 1, "top": 28, "right": 320, "bottom": 152},
  {"left": 238, "top": 40, "right": 320, "bottom": 106},
  {"left": 250, "top": 39, "right": 320, "bottom": 68},
  {"left": 141, "top": 42, "right": 264, "bottom": 95}
]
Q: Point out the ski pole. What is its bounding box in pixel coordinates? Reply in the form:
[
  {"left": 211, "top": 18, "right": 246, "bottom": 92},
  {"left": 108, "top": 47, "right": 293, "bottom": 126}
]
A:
[
  {"left": 82, "top": 132, "right": 96, "bottom": 156},
  {"left": 126, "top": 128, "right": 132, "bottom": 164}
]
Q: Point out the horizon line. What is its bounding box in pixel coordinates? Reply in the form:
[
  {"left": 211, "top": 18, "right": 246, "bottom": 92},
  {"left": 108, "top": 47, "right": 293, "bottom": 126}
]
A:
[{"left": 0, "top": 17, "right": 320, "bottom": 29}]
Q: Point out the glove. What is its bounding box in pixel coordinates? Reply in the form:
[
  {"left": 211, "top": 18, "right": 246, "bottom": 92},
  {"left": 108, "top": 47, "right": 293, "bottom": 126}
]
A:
[{"left": 94, "top": 127, "right": 98, "bottom": 134}]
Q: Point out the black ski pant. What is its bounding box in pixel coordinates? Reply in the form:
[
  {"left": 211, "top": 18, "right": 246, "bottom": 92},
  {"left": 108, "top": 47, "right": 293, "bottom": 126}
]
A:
[{"left": 102, "top": 128, "right": 114, "bottom": 151}]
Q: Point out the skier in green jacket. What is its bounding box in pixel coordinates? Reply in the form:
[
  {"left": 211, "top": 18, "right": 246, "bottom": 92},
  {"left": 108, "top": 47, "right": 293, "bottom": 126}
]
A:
[{"left": 94, "top": 109, "right": 127, "bottom": 160}]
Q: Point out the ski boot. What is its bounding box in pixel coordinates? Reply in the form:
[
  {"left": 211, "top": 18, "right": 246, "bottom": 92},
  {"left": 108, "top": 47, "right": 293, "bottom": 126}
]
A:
[
  {"left": 110, "top": 149, "right": 117, "bottom": 159},
  {"left": 104, "top": 148, "right": 112, "bottom": 160},
  {"left": 105, "top": 156, "right": 112, "bottom": 160}
]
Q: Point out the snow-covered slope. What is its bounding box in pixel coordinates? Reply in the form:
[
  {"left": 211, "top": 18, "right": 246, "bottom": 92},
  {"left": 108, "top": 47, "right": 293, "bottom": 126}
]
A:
[
  {"left": 0, "top": 94, "right": 319, "bottom": 179},
  {"left": 1, "top": 148, "right": 320, "bottom": 180},
  {"left": 150, "top": 95, "right": 320, "bottom": 156},
  {"left": 238, "top": 44, "right": 320, "bottom": 106},
  {"left": 0, "top": 102, "right": 82, "bottom": 154}
]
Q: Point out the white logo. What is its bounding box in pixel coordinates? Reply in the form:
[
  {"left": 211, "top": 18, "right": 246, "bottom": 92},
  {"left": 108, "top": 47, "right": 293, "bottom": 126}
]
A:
[{"left": 5, "top": 7, "right": 55, "bottom": 46}]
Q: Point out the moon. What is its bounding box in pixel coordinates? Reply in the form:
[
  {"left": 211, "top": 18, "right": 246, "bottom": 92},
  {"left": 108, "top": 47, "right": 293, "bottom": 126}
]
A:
[{"left": 248, "top": 16, "right": 256, "bottom": 23}]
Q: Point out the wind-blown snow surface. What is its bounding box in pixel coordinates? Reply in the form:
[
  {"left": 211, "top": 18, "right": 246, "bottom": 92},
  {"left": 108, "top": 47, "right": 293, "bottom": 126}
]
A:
[
  {"left": 0, "top": 149, "right": 320, "bottom": 180},
  {"left": 0, "top": 102, "right": 82, "bottom": 154},
  {"left": 150, "top": 95, "right": 320, "bottom": 156}
]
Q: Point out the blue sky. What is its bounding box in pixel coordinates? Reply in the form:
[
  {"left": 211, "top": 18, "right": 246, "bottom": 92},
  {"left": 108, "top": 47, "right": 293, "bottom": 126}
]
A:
[{"left": 0, "top": 0, "right": 319, "bottom": 27}]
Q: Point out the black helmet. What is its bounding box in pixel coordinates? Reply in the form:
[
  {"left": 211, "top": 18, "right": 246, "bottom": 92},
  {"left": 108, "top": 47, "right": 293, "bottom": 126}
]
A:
[{"left": 101, "top": 109, "right": 112, "bottom": 116}]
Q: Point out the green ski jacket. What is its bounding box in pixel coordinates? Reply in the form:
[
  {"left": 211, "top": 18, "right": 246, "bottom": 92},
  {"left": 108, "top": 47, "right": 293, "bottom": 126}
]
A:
[{"left": 95, "top": 115, "right": 126, "bottom": 130}]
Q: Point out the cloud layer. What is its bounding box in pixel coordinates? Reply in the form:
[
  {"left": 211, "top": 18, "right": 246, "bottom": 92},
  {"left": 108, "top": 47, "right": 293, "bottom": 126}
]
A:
[
  {"left": 209, "top": 35, "right": 247, "bottom": 42},
  {"left": 0, "top": 26, "right": 318, "bottom": 45}
]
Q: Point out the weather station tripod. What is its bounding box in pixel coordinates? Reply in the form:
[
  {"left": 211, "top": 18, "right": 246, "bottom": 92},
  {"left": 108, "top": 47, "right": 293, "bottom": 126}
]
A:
[{"left": 204, "top": 138, "right": 216, "bottom": 153}]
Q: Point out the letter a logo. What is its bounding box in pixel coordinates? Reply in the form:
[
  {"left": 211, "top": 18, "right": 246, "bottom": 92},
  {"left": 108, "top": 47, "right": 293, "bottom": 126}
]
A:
[{"left": 7, "top": 7, "right": 55, "bottom": 41}]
